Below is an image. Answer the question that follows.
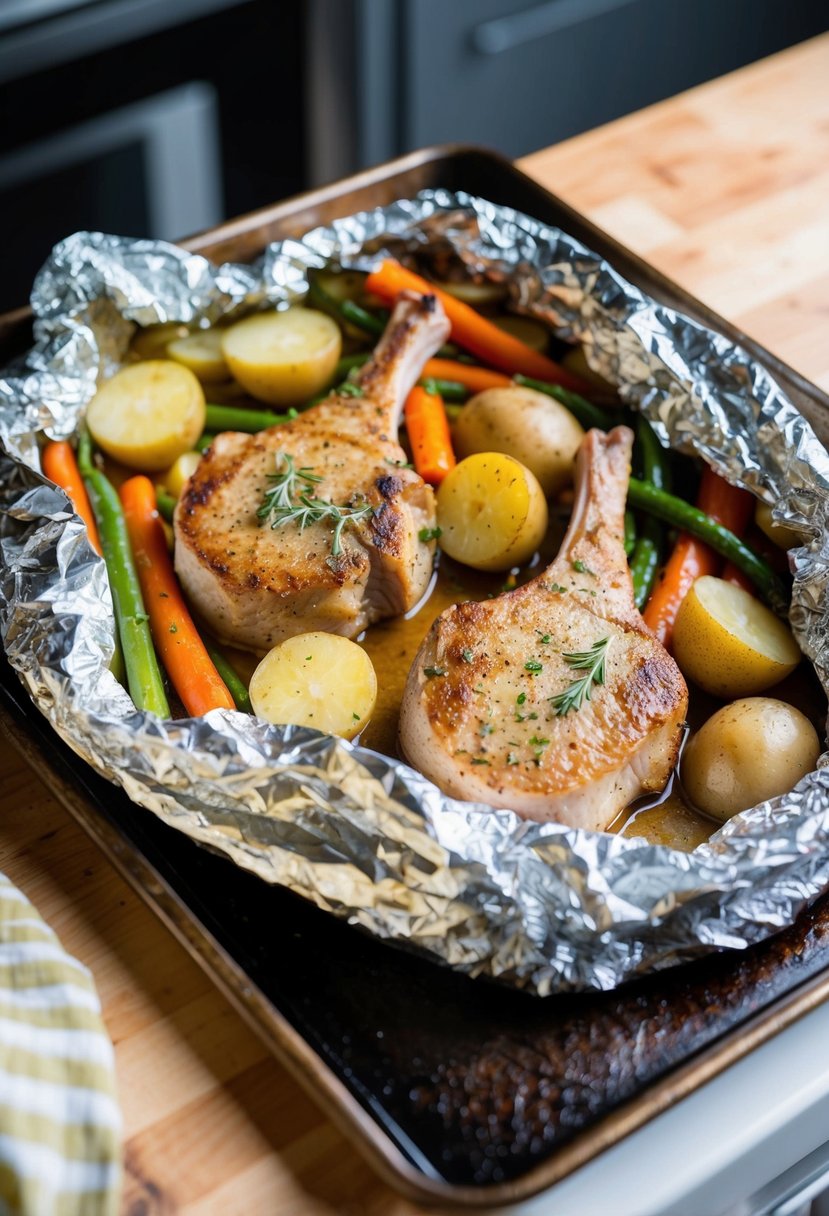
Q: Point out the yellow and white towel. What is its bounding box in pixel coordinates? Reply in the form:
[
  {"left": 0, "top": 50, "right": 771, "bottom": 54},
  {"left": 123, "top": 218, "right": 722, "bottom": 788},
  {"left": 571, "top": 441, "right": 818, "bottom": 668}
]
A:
[{"left": 0, "top": 875, "right": 120, "bottom": 1216}]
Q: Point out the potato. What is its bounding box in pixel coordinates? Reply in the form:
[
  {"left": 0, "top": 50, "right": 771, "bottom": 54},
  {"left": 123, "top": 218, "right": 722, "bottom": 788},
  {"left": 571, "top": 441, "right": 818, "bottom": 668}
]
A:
[
  {"left": 452, "top": 386, "right": 584, "bottom": 498},
  {"left": 249, "top": 632, "right": 377, "bottom": 739},
  {"left": 673, "top": 576, "right": 801, "bottom": 698},
  {"left": 160, "top": 450, "right": 201, "bottom": 498},
  {"left": 130, "top": 322, "right": 190, "bottom": 360},
  {"left": 755, "top": 501, "right": 802, "bottom": 551},
  {"left": 86, "top": 361, "right": 206, "bottom": 472},
  {"left": 436, "top": 452, "right": 548, "bottom": 572},
  {"left": 167, "top": 329, "right": 229, "bottom": 382},
  {"left": 681, "top": 698, "right": 820, "bottom": 821},
  {"left": 221, "top": 308, "right": 341, "bottom": 406},
  {"left": 492, "top": 315, "right": 549, "bottom": 353},
  {"left": 433, "top": 278, "right": 507, "bottom": 307}
]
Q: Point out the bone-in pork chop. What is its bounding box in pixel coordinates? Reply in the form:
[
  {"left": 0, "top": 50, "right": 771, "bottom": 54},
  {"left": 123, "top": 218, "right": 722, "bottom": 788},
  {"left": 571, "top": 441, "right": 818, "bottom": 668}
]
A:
[
  {"left": 398, "top": 427, "right": 688, "bottom": 831},
  {"left": 174, "top": 293, "right": 450, "bottom": 652}
]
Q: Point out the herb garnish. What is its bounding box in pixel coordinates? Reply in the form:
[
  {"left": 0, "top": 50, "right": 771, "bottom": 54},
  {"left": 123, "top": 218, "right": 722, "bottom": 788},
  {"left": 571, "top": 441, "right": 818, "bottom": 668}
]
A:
[
  {"left": 339, "top": 381, "right": 364, "bottom": 398},
  {"left": 572, "top": 559, "right": 594, "bottom": 575},
  {"left": 419, "top": 525, "right": 443, "bottom": 542},
  {"left": 424, "top": 665, "right": 447, "bottom": 679},
  {"left": 461, "top": 647, "right": 473, "bottom": 663},
  {"left": 524, "top": 659, "right": 543, "bottom": 673},
  {"left": 258, "top": 451, "right": 374, "bottom": 557},
  {"left": 550, "top": 637, "right": 610, "bottom": 717}
]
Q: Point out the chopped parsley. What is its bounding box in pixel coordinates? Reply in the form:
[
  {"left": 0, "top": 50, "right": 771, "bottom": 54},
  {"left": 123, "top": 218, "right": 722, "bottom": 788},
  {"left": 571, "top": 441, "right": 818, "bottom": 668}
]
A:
[
  {"left": 424, "top": 665, "right": 447, "bottom": 679},
  {"left": 418, "top": 525, "right": 443, "bottom": 542},
  {"left": 524, "top": 659, "right": 543, "bottom": 673}
]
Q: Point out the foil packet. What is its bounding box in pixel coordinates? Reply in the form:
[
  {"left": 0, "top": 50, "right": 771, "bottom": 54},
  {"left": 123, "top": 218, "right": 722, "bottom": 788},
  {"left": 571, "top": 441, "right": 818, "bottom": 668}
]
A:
[{"left": 1, "top": 190, "right": 828, "bottom": 997}]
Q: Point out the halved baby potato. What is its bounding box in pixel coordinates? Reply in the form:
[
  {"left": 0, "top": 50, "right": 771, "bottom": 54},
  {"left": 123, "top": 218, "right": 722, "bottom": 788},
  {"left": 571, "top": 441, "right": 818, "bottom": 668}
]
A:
[
  {"left": 221, "top": 308, "right": 341, "bottom": 406},
  {"left": 160, "top": 450, "right": 202, "bottom": 498},
  {"left": 672, "top": 575, "right": 801, "bottom": 698},
  {"left": 167, "top": 329, "right": 229, "bottom": 382},
  {"left": 86, "top": 361, "right": 206, "bottom": 473},
  {"left": 436, "top": 452, "right": 548, "bottom": 572},
  {"left": 452, "top": 385, "right": 584, "bottom": 498},
  {"left": 249, "top": 632, "right": 377, "bottom": 740},
  {"left": 755, "top": 501, "right": 802, "bottom": 551},
  {"left": 130, "top": 321, "right": 190, "bottom": 360}
]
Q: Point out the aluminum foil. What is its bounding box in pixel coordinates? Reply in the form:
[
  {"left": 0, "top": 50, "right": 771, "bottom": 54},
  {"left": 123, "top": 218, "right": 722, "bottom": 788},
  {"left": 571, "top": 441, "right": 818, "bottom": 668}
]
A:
[{"left": 2, "top": 191, "right": 829, "bottom": 997}]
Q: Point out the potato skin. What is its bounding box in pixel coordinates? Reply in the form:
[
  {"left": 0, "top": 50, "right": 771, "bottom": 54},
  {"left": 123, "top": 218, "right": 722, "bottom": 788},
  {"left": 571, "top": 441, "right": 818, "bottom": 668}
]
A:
[
  {"left": 681, "top": 697, "right": 820, "bottom": 822},
  {"left": 452, "top": 386, "right": 584, "bottom": 498},
  {"left": 221, "top": 308, "right": 341, "bottom": 406},
  {"left": 86, "top": 360, "right": 206, "bottom": 472}
]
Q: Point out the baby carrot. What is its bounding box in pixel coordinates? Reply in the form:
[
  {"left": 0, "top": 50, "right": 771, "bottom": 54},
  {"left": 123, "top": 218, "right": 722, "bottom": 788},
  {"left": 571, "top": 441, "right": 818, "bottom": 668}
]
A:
[
  {"left": 422, "top": 359, "right": 512, "bottom": 394},
  {"left": 642, "top": 467, "right": 755, "bottom": 646},
  {"left": 119, "top": 475, "right": 235, "bottom": 716},
  {"left": 365, "top": 260, "right": 594, "bottom": 394},
  {"left": 404, "top": 387, "right": 456, "bottom": 486},
  {"left": 42, "top": 440, "right": 102, "bottom": 554}
]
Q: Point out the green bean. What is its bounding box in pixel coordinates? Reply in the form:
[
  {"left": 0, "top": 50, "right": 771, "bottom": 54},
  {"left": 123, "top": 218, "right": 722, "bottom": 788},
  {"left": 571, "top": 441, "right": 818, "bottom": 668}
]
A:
[
  {"left": 205, "top": 644, "right": 251, "bottom": 713},
  {"left": 419, "top": 377, "right": 469, "bottom": 403},
  {"left": 155, "top": 488, "right": 176, "bottom": 523},
  {"left": 77, "top": 432, "right": 170, "bottom": 716},
  {"left": 624, "top": 510, "right": 636, "bottom": 557},
  {"left": 333, "top": 352, "right": 371, "bottom": 380},
  {"left": 204, "top": 404, "right": 290, "bottom": 433},
  {"left": 195, "top": 433, "right": 216, "bottom": 453},
  {"left": 629, "top": 417, "right": 671, "bottom": 609},
  {"left": 513, "top": 374, "right": 613, "bottom": 431},
  {"left": 627, "top": 477, "right": 787, "bottom": 611}
]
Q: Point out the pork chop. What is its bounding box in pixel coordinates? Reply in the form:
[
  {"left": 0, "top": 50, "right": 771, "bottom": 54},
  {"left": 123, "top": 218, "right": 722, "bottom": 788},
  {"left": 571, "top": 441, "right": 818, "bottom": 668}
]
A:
[
  {"left": 398, "top": 427, "right": 688, "bottom": 830},
  {"left": 174, "top": 293, "right": 451, "bottom": 652}
]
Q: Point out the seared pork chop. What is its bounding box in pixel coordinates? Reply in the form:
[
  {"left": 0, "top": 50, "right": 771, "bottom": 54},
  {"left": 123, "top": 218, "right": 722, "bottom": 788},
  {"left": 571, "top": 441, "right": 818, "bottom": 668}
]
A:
[
  {"left": 398, "top": 427, "right": 688, "bottom": 830},
  {"left": 174, "top": 293, "right": 450, "bottom": 652}
]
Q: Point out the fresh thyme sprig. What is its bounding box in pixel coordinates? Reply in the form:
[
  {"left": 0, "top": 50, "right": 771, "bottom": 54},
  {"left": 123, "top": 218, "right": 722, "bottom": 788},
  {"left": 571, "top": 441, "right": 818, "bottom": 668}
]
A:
[
  {"left": 549, "top": 637, "right": 610, "bottom": 717},
  {"left": 258, "top": 452, "right": 374, "bottom": 557}
]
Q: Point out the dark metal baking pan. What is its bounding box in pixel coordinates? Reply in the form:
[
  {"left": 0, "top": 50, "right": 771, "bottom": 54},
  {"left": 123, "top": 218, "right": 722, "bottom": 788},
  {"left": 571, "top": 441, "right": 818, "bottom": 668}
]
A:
[{"left": 3, "top": 145, "right": 829, "bottom": 1208}]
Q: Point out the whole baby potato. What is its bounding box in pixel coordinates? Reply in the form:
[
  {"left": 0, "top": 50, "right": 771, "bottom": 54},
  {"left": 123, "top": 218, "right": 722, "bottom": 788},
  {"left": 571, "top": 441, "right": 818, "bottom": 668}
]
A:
[
  {"left": 681, "top": 697, "right": 820, "bottom": 822},
  {"left": 452, "top": 386, "right": 584, "bottom": 498}
]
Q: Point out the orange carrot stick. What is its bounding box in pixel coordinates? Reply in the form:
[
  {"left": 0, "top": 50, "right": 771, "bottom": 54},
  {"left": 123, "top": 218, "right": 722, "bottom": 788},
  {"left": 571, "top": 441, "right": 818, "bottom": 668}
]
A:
[
  {"left": 366, "top": 260, "right": 594, "bottom": 395},
  {"left": 42, "top": 441, "right": 102, "bottom": 554},
  {"left": 422, "top": 359, "right": 512, "bottom": 394},
  {"left": 404, "top": 387, "right": 456, "bottom": 486},
  {"left": 119, "top": 475, "right": 235, "bottom": 716},
  {"left": 643, "top": 468, "right": 754, "bottom": 647}
]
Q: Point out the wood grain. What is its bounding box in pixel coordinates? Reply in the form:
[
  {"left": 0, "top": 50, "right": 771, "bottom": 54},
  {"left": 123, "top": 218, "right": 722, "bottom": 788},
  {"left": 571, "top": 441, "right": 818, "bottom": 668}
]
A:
[{"left": 2, "top": 31, "right": 829, "bottom": 1214}]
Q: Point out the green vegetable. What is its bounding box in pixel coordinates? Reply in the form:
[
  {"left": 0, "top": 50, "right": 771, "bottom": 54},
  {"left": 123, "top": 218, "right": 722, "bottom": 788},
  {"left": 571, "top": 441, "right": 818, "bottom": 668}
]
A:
[
  {"left": 204, "top": 644, "right": 251, "bottom": 713},
  {"left": 624, "top": 510, "right": 636, "bottom": 557},
  {"left": 629, "top": 418, "right": 671, "bottom": 609},
  {"left": 627, "top": 477, "right": 788, "bottom": 611},
  {"left": 155, "top": 488, "right": 176, "bottom": 523},
  {"left": 77, "top": 431, "right": 170, "bottom": 717},
  {"left": 204, "top": 404, "right": 291, "bottom": 433},
  {"left": 550, "top": 637, "right": 610, "bottom": 717},
  {"left": 513, "top": 374, "right": 612, "bottom": 431},
  {"left": 419, "top": 377, "right": 468, "bottom": 402}
]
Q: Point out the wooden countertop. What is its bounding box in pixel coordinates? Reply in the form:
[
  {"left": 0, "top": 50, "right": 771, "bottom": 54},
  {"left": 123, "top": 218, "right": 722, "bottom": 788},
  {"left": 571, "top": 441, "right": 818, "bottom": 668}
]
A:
[{"left": 2, "top": 32, "right": 829, "bottom": 1215}]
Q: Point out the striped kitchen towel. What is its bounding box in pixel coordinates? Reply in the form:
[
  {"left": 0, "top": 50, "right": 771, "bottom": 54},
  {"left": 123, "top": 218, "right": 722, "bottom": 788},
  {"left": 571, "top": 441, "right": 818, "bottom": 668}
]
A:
[{"left": 0, "top": 873, "right": 120, "bottom": 1216}]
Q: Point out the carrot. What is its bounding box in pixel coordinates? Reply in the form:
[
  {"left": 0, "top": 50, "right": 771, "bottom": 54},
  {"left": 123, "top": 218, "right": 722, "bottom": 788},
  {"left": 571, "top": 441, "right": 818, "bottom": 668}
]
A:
[
  {"left": 422, "top": 359, "right": 511, "bottom": 395},
  {"left": 42, "top": 441, "right": 102, "bottom": 554},
  {"left": 119, "top": 475, "right": 235, "bottom": 716},
  {"left": 365, "top": 260, "right": 595, "bottom": 395},
  {"left": 643, "top": 467, "right": 754, "bottom": 647},
  {"left": 404, "top": 387, "right": 456, "bottom": 486}
]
